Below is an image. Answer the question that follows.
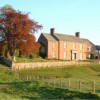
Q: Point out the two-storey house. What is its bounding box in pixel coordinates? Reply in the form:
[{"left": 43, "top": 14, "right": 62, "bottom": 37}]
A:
[{"left": 38, "top": 28, "right": 95, "bottom": 60}]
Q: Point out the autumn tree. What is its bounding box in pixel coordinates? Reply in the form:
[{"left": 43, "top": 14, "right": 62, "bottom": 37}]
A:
[{"left": 0, "top": 5, "right": 42, "bottom": 62}]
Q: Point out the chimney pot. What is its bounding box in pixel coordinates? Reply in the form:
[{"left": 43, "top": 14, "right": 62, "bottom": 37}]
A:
[
  {"left": 75, "top": 32, "right": 80, "bottom": 37},
  {"left": 50, "top": 28, "right": 55, "bottom": 35}
]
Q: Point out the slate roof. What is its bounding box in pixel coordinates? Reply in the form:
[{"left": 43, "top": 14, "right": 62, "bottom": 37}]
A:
[
  {"left": 95, "top": 45, "right": 100, "bottom": 50},
  {"left": 42, "top": 33, "right": 94, "bottom": 45},
  {"left": 42, "top": 33, "right": 57, "bottom": 41}
]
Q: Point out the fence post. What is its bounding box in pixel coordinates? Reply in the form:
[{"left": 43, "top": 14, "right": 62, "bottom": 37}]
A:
[
  {"left": 18, "top": 74, "right": 20, "bottom": 80},
  {"left": 37, "top": 76, "right": 39, "bottom": 81},
  {"left": 68, "top": 79, "right": 70, "bottom": 87},
  {"left": 29, "top": 76, "right": 31, "bottom": 81},
  {"left": 60, "top": 78, "right": 62, "bottom": 88},
  {"left": 53, "top": 78, "right": 55, "bottom": 87},
  {"left": 79, "top": 81, "right": 81, "bottom": 91},
  {"left": 34, "top": 76, "right": 35, "bottom": 80},
  {"left": 27, "top": 75, "right": 28, "bottom": 81},
  {"left": 38, "top": 76, "right": 40, "bottom": 81},
  {"left": 93, "top": 81, "right": 95, "bottom": 93},
  {"left": 47, "top": 78, "right": 50, "bottom": 85}
]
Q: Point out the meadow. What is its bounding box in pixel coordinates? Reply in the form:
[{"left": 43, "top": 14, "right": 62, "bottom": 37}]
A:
[{"left": 0, "top": 63, "right": 100, "bottom": 99}]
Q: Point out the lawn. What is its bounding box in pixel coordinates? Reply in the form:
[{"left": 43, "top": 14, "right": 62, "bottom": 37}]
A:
[{"left": 0, "top": 63, "right": 100, "bottom": 99}]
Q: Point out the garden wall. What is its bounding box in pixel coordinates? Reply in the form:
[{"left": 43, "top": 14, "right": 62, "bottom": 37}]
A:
[{"left": 11, "top": 61, "right": 95, "bottom": 70}]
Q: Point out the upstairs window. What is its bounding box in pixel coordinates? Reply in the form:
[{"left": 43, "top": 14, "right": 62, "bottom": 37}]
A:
[
  {"left": 53, "top": 42, "right": 55, "bottom": 48},
  {"left": 95, "top": 50, "right": 98, "bottom": 53},
  {"left": 80, "top": 43, "right": 83, "bottom": 50},
  {"left": 88, "top": 46, "right": 91, "bottom": 51},
  {"left": 64, "top": 42, "right": 67, "bottom": 48},
  {"left": 73, "top": 43, "right": 76, "bottom": 49}
]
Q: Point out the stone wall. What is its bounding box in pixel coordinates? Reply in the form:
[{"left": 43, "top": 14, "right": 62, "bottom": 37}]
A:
[{"left": 11, "top": 61, "right": 95, "bottom": 71}]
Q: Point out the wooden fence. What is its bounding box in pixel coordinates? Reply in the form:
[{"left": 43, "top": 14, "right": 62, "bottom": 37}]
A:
[
  {"left": 16, "top": 74, "right": 100, "bottom": 93},
  {"left": 79, "top": 81, "right": 96, "bottom": 93}
]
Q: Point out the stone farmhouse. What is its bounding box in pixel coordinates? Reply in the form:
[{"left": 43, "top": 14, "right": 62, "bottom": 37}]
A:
[{"left": 38, "top": 28, "right": 95, "bottom": 60}]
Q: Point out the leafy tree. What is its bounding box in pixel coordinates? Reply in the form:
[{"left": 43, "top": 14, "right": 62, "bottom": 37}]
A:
[{"left": 0, "top": 5, "right": 42, "bottom": 62}]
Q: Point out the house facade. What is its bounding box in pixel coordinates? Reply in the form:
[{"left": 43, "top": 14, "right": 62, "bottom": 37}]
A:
[
  {"left": 38, "top": 28, "right": 95, "bottom": 60},
  {"left": 94, "top": 45, "right": 100, "bottom": 59}
]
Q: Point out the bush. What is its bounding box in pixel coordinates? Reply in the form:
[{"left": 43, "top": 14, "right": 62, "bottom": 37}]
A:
[{"left": 90, "top": 53, "right": 95, "bottom": 59}]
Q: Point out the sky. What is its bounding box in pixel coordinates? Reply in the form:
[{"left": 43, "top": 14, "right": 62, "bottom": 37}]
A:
[{"left": 0, "top": 0, "right": 100, "bottom": 45}]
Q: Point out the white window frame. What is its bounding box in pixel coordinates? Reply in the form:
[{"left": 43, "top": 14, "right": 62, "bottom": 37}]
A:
[
  {"left": 52, "top": 51, "right": 55, "bottom": 58},
  {"left": 88, "top": 46, "right": 91, "bottom": 51},
  {"left": 64, "top": 42, "right": 67, "bottom": 48},
  {"left": 64, "top": 51, "right": 67, "bottom": 59},
  {"left": 88, "top": 54, "right": 91, "bottom": 58},
  {"left": 73, "top": 43, "right": 76, "bottom": 49},
  {"left": 53, "top": 42, "right": 55, "bottom": 48},
  {"left": 80, "top": 43, "right": 83, "bottom": 50}
]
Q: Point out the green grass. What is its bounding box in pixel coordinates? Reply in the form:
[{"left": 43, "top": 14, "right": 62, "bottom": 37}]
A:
[
  {"left": 0, "top": 81, "right": 99, "bottom": 99},
  {"left": 17, "top": 67, "right": 71, "bottom": 78},
  {"left": 0, "top": 64, "right": 100, "bottom": 99},
  {"left": 17, "top": 64, "right": 100, "bottom": 80},
  {"left": 17, "top": 64, "right": 100, "bottom": 93},
  {"left": 16, "top": 57, "right": 68, "bottom": 62},
  {"left": 0, "top": 93, "right": 24, "bottom": 100}
]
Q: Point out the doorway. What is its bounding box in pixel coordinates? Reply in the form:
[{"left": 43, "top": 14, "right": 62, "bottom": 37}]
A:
[{"left": 72, "top": 53, "right": 77, "bottom": 60}]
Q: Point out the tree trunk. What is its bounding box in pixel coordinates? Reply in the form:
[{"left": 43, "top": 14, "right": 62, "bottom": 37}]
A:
[
  {"left": 6, "top": 50, "right": 12, "bottom": 60},
  {"left": 13, "top": 49, "right": 16, "bottom": 62},
  {"left": 13, "top": 55, "right": 16, "bottom": 62}
]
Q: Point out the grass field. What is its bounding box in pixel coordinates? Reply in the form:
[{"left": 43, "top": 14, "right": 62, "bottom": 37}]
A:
[
  {"left": 17, "top": 64, "right": 100, "bottom": 80},
  {"left": 17, "top": 64, "right": 100, "bottom": 93},
  {"left": 0, "top": 63, "right": 100, "bottom": 99}
]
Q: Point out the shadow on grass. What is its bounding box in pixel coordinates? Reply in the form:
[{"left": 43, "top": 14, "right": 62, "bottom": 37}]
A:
[
  {"left": 0, "top": 81, "right": 99, "bottom": 99},
  {"left": 0, "top": 57, "right": 12, "bottom": 67}
]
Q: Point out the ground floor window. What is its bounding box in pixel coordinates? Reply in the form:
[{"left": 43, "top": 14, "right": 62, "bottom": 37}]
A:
[
  {"left": 64, "top": 51, "right": 67, "bottom": 59},
  {"left": 80, "top": 53, "right": 82, "bottom": 60},
  {"left": 52, "top": 51, "right": 55, "bottom": 58},
  {"left": 88, "top": 54, "right": 91, "bottom": 58}
]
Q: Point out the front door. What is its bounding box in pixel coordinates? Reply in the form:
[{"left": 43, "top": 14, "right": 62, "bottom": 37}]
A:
[{"left": 72, "top": 53, "right": 77, "bottom": 60}]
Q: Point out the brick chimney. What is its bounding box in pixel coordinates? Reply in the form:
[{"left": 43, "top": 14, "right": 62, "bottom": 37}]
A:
[
  {"left": 50, "top": 28, "right": 55, "bottom": 35},
  {"left": 75, "top": 32, "right": 80, "bottom": 37}
]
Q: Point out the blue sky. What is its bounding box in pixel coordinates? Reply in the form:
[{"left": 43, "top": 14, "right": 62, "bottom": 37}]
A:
[{"left": 0, "top": 0, "right": 100, "bottom": 45}]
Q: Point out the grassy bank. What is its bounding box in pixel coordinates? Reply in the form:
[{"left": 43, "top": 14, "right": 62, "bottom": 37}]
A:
[
  {"left": 0, "top": 64, "right": 100, "bottom": 99},
  {"left": 17, "top": 64, "right": 100, "bottom": 80},
  {"left": 0, "top": 81, "right": 99, "bottom": 99},
  {"left": 16, "top": 64, "right": 100, "bottom": 93}
]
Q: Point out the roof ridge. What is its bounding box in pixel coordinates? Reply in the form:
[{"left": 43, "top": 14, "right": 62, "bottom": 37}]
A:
[
  {"left": 55, "top": 33, "right": 88, "bottom": 40},
  {"left": 41, "top": 33, "right": 94, "bottom": 45}
]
